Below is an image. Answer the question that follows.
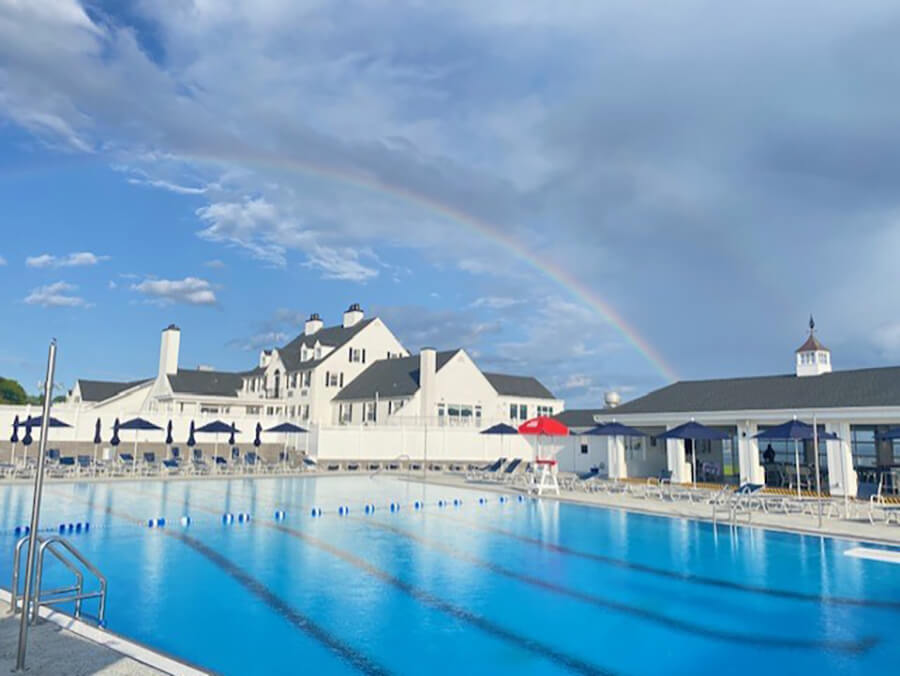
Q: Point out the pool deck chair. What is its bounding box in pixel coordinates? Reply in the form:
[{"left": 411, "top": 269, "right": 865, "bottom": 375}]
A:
[
  {"left": 868, "top": 475, "right": 900, "bottom": 524},
  {"left": 466, "top": 458, "right": 506, "bottom": 482},
  {"left": 499, "top": 458, "right": 523, "bottom": 483}
]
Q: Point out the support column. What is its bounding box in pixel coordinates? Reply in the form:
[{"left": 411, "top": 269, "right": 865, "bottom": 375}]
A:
[
  {"left": 666, "top": 435, "right": 689, "bottom": 483},
  {"left": 826, "top": 422, "right": 856, "bottom": 498},
  {"left": 607, "top": 437, "right": 627, "bottom": 479},
  {"left": 736, "top": 421, "right": 764, "bottom": 485}
]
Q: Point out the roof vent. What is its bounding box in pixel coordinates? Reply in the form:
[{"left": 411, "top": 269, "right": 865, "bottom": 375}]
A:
[
  {"left": 309, "top": 313, "right": 320, "bottom": 321},
  {"left": 604, "top": 391, "right": 621, "bottom": 409}
]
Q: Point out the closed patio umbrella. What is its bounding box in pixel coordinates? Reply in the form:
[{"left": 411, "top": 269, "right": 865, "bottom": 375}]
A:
[
  {"left": 584, "top": 422, "right": 647, "bottom": 479},
  {"left": 10, "top": 415, "right": 19, "bottom": 466},
  {"left": 92, "top": 418, "right": 102, "bottom": 472},
  {"left": 118, "top": 417, "right": 164, "bottom": 474},
  {"left": 656, "top": 421, "right": 729, "bottom": 487}
]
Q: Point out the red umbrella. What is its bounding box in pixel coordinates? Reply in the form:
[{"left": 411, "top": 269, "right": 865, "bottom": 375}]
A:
[{"left": 518, "top": 417, "right": 569, "bottom": 437}]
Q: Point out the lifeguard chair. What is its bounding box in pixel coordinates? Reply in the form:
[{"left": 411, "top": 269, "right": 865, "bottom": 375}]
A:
[{"left": 518, "top": 416, "right": 568, "bottom": 496}]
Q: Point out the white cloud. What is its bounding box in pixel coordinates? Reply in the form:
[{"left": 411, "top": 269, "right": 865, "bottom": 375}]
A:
[
  {"left": 204, "top": 259, "right": 226, "bottom": 269},
  {"left": 873, "top": 321, "right": 900, "bottom": 359},
  {"left": 0, "top": 255, "right": 6, "bottom": 266},
  {"left": 26, "top": 252, "right": 109, "bottom": 268},
  {"left": 24, "top": 281, "right": 89, "bottom": 308},
  {"left": 108, "top": 280, "right": 117, "bottom": 289},
  {"left": 229, "top": 331, "right": 289, "bottom": 351},
  {"left": 470, "top": 296, "right": 522, "bottom": 310},
  {"left": 303, "top": 245, "right": 378, "bottom": 282},
  {"left": 131, "top": 277, "right": 217, "bottom": 306}
]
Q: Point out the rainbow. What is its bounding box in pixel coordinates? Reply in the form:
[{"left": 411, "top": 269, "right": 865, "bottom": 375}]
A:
[{"left": 188, "top": 151, "right": 679, "bottom": 383}]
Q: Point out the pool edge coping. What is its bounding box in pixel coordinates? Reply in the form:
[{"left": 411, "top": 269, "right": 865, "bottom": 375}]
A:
[{"left": 0, "top": 588, "right": 213, "bottom": 676}]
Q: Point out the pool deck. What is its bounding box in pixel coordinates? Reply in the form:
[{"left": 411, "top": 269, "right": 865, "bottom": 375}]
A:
[
  {"left": 419, "top": 474, "right": 900, "bottom": 547},
  {"left": 0, "top": 593, "right": 209, "bottom": 676}
]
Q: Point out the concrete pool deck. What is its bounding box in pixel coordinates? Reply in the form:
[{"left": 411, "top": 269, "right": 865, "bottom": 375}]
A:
[
  {"left": 417, "top": 473, "right": 900, "bottom": 547},
  {"left": 0, "top": 593, "right": 209, "bottom": 676}
]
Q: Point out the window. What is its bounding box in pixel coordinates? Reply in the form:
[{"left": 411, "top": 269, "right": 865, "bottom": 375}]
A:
[
  {"left": 302, "top": 371, "right": 311, "bottom": 387},
  {"left": 365, "top": 401, "right": 376, "bottom": 422},
  {"left": 475, "top": 405, "right": 482, "bottom": 423},
  {"left": 246, "top": 406, "right": 261, "bottom": 415},
  {"left": 325, "top": 372, "right": 341, "bottom": 387},
  {"left": 315, "top": 346, "right": 322, "bottom": 359},
  {"left": 537, "top": 405, "right": 553, "bottom": 417},
  {"left": 519, "top": 404, "right": 527, "bottom": 420},
  {"left": 301, "top": 405, "right": 310, "bottom": 421},
  {"left": 580, "top": 444, "right": 589, "bottom": 455},
  {"left": 349, "top": 348, "right": 367, "bottom": 363},
  {"left": 339, "top": 403, "right": 352, "bottom": 423},
  {"left": 200, "top": 405, "right": 219, "bottom": 414},
  {"left": 851, "top": 427, "right": 877, "bottom": 468},
  {"left": 509, "top": 404, "right": 517, "bottom": 420},
  {"left": 437, "top": 404, "right": 446, "bottom": 420}
]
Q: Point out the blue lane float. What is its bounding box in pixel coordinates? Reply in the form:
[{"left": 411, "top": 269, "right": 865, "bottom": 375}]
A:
[
  {"left": 478, "top": 497, "right": 487, "bottom": 505},
  {"left": 147, "top": 518, "right": 166, "bottom": 528},
  {"left": 310, "top": 507, "right": 323, "bottom": 517},
  {"left": 389, "top": 502, "right": 400, "bottom": 512},
  {"left": 13, "top": 526, "right": 31, "bottom": 536},
  {"left": 453, "top": 498, "right": 461, "bottom": 507},
  {"left": 338, "top": 505, "right": 350, "bottom": 516},
  {"left": 499, "top": 496, "right": 507, "bottom": 503},
  {"left": 364, "top": 504, "right": 375, "bottom": 514},
  {"left": 517, "top": 494, "right": 525, "bottom": 502},
  {"left": 222, "top": 513, "right": 235, "bottom": 524},
  {"left": 437, "top": 499, "right": 445, "bottom": 508},
  {"left": 274, "top": 510, "right": 286, "bottom": 520},
  {"left": 413, "top": 500, "right": 422, "bottom": 510},
  {"left": 180, "top": 516, "right": 191, "bottom": 527}
]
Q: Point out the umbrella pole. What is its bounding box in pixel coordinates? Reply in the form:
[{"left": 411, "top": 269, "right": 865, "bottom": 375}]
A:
[
  {"left": 133, "top": 434, "right": 138, "bottom": 475},
  {"left": 813, "top": 414, "right": 822, "bottom": 528},
  {"left": 214, "top": 434, "right": 219, "bottom": 474},
  {"left": 93, "top": 443, "right": 98, "bottom": 477},
  {"left": 794, "top": 439, "right": 801, "bottom": 498},
  {"left": 692, "top": 440, "right": 697, "bottom": 487},
  {"left": 10, "top": 441, "right": 16, "bottom": 466}
]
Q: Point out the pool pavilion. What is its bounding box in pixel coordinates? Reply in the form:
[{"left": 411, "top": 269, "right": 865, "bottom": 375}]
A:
[{"left": 562, "top": 321, "right": 900, "bottom": 497}]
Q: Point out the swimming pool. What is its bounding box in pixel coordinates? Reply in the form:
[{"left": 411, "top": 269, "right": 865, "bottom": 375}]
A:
[{"left": 1, "top": 476, "right": 898, "bottom": 675}]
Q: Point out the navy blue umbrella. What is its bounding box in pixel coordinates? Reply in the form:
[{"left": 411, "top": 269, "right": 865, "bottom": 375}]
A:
[
  {"left": 119, "top": 417, "right": 163, "bottom": 473},
  {"left": 9, "top": 415, "right": 19, "bottom": 465},
  {"left": 22, "top": 420, "right": 33, "bottom": 447},
  {"left": 165, "top": 420, "right": 173, "bottom": 446},
  {"left": 195, "top": 420, "right": 238, "bottom": 468},
  {"left": 583, "top": 422, "right": 647, "bottom": 478},
  {"left": 92, "top": 417, "right": 102, "bottom": 471},
  {"left": 24, "top": 415, "right": 71, "bottom": 428},
  {"left": 480, "top": 423, "right": 518, "bottom": 435},
  {"left": 110, "top": 418, "right": 121, "bottom": 447},
  {"left": 266, "top": 422, "right": 309, "bottom": 433},
  {"left": 266, "top": 422, "right": 308, "bottom": 465},
  {"left": 657, "top": 421, "right": 729, "bottom": 487},
  {"left": 228, "top": 422, "right": 237, "bottom": 446},
  {"left": 755, "top": 420, "right": 837, "bottom": 498},
  {"left": 187, "top": 421, "right": 196, "bottom": 448},
  {"left": 253, "top": 422, "right": 262, "bottom": 448}
]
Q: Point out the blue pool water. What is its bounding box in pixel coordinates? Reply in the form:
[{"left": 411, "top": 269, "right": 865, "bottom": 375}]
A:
[{"left": 1, "top": 476, "right": 899, "bottom": 675}]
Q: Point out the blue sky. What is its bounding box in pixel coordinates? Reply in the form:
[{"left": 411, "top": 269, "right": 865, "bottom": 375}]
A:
[{"left": 2, "top": 1, "right": 900, "bottom": 406}]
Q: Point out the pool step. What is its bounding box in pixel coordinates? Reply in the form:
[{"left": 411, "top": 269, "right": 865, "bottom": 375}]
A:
[{"left": 843, "top": 546, "right": 900, "bottom": 564}]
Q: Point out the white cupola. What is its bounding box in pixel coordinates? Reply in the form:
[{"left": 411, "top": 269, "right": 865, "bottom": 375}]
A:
[{"left": 795, "top": 316, "right": 831, "bottom": 377}]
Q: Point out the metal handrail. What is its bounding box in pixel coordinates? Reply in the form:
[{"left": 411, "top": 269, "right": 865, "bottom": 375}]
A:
[{"left": 10, "top": 534, "right": 107, "bottom": 626}]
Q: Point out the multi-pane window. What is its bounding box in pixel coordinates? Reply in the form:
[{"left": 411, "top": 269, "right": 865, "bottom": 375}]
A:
[
  {"left": 325, "top": 372, "right": 342, "bottom": 387},
  {"left": 580, "top": 444, "right": 589, "bottom": 455},
  {"left": 509, "top": 404, "right": 517, "bottom": 420},
  {"left": 537, "top": 405, "right": 553, "bottom": 417},
  {"left": 851, "top": 427, "right": 878, "bottom": 468},
  {"left": 339, "top": 403, "right": 352, "bottom": 423},
  {"left": 349, "top": 348, "right": 366, "bottom": 363},
  {"left": 519, "top": 404, "right": 527, "bottom": 420},
  {"left": 365, "top": 402, "right": 376, "bottom": 422},
  {"left": 302, "top": 371, "right": 311, "bottom": 387}
]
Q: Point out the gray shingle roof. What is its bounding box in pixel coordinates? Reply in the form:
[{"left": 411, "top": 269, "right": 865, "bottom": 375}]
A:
[
  {"left": 483, "top": 373, "right": 555, "bottom": 399},
  {"left": 167, "top": 369, "right": 244, "bottom": 397},
  {"left": 276, "top": 319, "right": 375, "bottom": 372},
  {"left": 333, "top": 350, "right": 458, "bottom": 401},
  {"left": 610, "top": 366, "right": 900, "bottom": 415},
  {"left": 553, "top": 409, "right": 606, "bottom": 428},
  {"left": 77, "top": 378, "right": 151, "bottom": 402}
]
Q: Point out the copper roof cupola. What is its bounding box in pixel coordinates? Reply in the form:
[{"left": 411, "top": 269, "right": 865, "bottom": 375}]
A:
[{"left": 795, "top": 315, "right": 831, "bottom": 377}]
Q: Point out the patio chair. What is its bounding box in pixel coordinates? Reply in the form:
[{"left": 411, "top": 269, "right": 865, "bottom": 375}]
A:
[
  {"left": 76, "top": 455, "right": 92, "bottom": 475},
  {"left": 191, "top": 448, "right": 209, "bottom": 475},
  {"left": 302, "top": 456, "right": 319, "bottom": 472},
  {"left": 117, "top": 453, "right": 135, "bottom": 474},
  {"left": 142, "top": 452, "right": 161, "bottom": 475},
  {"left": 465, "top": 458, "right": 506, "bottom": 481},
  {"left": 868, "top": 475, "right": 900, "bottom": 524}
]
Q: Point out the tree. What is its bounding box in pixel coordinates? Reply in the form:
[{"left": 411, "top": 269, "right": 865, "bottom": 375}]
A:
[{"left": 0, "top": 377, "right": 28, "bottom": 405}]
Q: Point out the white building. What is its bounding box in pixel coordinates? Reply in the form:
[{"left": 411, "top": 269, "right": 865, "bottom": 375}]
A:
[
  {"left": 555, "top": 318, "right": 900, "bottom": 497},
  {"left": 65, "top": 304, "right": 562, "bottom": 430}
]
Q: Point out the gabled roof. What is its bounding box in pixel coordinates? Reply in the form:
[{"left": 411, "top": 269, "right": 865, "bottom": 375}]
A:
[
  {"left": 276, "top": 319, "right": 375, "bottom": 372},
  {"left": 553, "top": 409, "right": 606, "bottom": 428},
  {"left": 167, "top": 369, "right": 244, "bottom": 397},
  {"left": 609, "top": 365, "right": 900, "bottom": 415},
  {"left": 77, "top": 378, "right": 151, "bottom": 402},
  {"left": 333, "top": 350, "right": 458, "bottom": 401},
  {"left": 483, "top": 373, "right": 555, "bottom": 399}
]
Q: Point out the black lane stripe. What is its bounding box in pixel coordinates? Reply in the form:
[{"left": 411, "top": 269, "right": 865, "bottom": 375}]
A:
[
  {"left": 145, "top": 483, "right": 617, "bottom": 676},
  {"left": 176, "top": 482, "right": 877, "bottom": 655},
  {"left": 350, "top": 516, "right": 875, "bottom": 654},
  {"left": 428, "top": 510, "right": 900, "bottom": 611},
  {"left": 46, "top": 488, "right": 391, "bottom": 676}
]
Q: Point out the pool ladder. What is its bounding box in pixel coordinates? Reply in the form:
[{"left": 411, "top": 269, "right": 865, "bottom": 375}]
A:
[{"left": 9, "top": 535, "right": 107, "bottom": 626}]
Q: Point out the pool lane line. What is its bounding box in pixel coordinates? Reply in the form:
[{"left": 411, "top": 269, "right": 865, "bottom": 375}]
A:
[
  {"left": 346, "top": 516, "right": 875, "bottom": 655},
  {"left": 425, "top": 510, "right": 900, "bottom": 612},
  {"left": 44, "top": 488, "right": 392, "bottom": 676},
  {"left": 172, "top": 483, "right": 878, "bottom": 655},
  {"left": 129, "top": 484, "right": 618, "bottom": 676}
]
